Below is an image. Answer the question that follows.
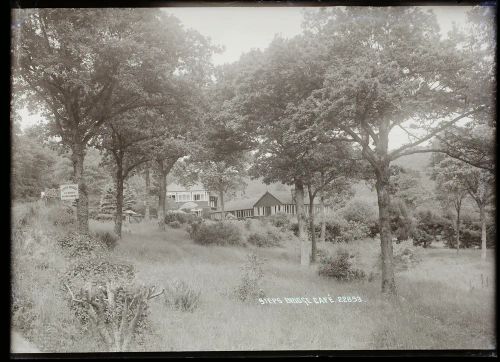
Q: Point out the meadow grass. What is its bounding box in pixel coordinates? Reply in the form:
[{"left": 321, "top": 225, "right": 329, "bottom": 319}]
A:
[
  {"left": 12, "top": 212, "right": 496, "bottom": 351},
  {"left": 103, "top": 220, "right": 496, "bottom": 350}
]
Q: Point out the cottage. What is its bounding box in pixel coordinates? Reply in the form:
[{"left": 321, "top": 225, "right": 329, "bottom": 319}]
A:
[
  {"left": 210, "top": 190, "right": 334, "bottom": 220},
  {"left": 166, "top": 182, "right": 218, "bottom": 216}
]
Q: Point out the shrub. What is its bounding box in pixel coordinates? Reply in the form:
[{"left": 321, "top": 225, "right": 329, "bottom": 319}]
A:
[
  {"left": 165, "top": 210, "right": 201, "bottom": 225},
  {"left": 318, "top": 248, "right": 366, "bottom": 281},
  {"left": 96, "top": 213, "right": 114, "bottom": 221},
  {"left": 341, "top": 199, "right": 377, "bottom": 224},
  {"left": 389, "top": 199, "right": 416, "bottom": 242},
  {"left": 266, "top": 212, "right": 291, "bottom": 230},
  {"left": 189, "top": 221, "right": 244, "bottom": 246},
  {"left": 61, "top": 257, "right": 158, "bottom": 351},
  {"left": 337, "top": 220, "right": 370, "bottom": 243},
  {"left": 247, "top": 231, "right": 281, "bottom": 247},
  {"left": 92, "top": 230, "right": 119, "bottom": 250},
  {"left": 46, "top": 204, "right": 75, "bottom": 227},
  {"left": 168, "top": 220, "right": 182, "bottom": 229},
  {"left": 57, "top": 232, "right": 109, "bottom": 258},
  {"left": 164, "top": 280, "right": 201, "bottom": 312},
  {"left": 13, "top": 203, "right": 38, "bottom": 228},
  {"left": 392, "top": 239, "right": 422, "bottom": 271},
  {"left": 235, "top": 253, "right": 266, "bottom": 302},
  {"left": 11, "top": 293, "right": 36, "bottom": 336}
]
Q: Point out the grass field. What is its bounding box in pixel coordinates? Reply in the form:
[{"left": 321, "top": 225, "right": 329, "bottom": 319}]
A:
[
  {"left": 88, "top": 220, "right": 496, "bottom": 351},
  {"left": 10, "top": 203, "right": 496, "bottom": 352}
]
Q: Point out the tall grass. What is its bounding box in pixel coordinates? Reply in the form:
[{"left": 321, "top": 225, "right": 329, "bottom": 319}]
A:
[{"left": 12, "top": 206, "right": 496, "bottom": 351}]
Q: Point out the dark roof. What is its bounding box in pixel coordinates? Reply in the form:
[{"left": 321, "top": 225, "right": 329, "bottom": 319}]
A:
[
  {"left": 271, "top": 190, "right": 312, "bottom": 204},
  {"left": 223, "top": 197, "right": 260, "bottom": 212}
]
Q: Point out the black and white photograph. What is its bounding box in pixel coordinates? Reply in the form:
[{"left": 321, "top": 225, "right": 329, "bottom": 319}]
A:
[{"left": 10, "top": 2, "right": 496, "bottom": 354}]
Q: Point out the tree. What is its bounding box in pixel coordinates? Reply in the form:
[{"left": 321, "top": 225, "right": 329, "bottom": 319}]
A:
[
  {"left": 303, "top": 143, "right": 362, "bottom": 262},
  {"left": 13, "top": 9, "right": 205, "bottom": 234},
  {"left": 220, "top": 36, "right": 328, "bottom": 266},
  {"left": 298, "top": 7, "right": 492, "bottom": 294},
  {"left": 96, "top": 110, "right": 157, "bottom": 237},
  {"left": 433, "top": 157, "right": 470, "bottom": 253},
  {"left": 433, "top": 156, "right": 493, "bottom": 258},
  {"left": 99, "top": 182, "right": 137, "bottom": 218}
]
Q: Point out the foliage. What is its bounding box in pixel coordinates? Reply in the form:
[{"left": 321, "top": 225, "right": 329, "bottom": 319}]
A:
[
  {"left": 389, "top": 199, "right": 417, "bottom": 242},
  {"left": 11, "top": 294, "right": 37, "bottom": 336},
  {"left": 235, "top": 253, "right": 266, "bottom": 302},
  {"left": 265, "top": 212, "right": 291, "bottom": 231},
  {"left": 391, "top": 240, "right": 422, "bottom": 271},
  {"left": 164, "top": 210, "right": 201, "bottom": 225},
  {"left": 340, "top": 199, "right": 377, "bottom": 224},
  {"left": 99, "top": 183, "right": 137, "bottom": 216},
  {"left": 61, "top": 256, "right": 159, "bottom": 351},
  {"left": 189, "top": 221, "right": 244, "bottom": 246},
  {"left": 92, "top": 230, "right": 119, "bottom": 250},
  {"left": 318, "top": 248, "right": 366, "bottom": 281},
  {"left": 163, "top": 280, "right": 201, "bottom": 312},
  {"left": 57, "top": 232, "right": 110, "bottom": 258},
  {"left": 247, "top": 231, "right": 281, "bottom": 248},
  {"left": 168, "top": 220, "right": 182, "bottom": 229},
  {"left": 46, "top": 204, "right": 75, "bottom": 227}
]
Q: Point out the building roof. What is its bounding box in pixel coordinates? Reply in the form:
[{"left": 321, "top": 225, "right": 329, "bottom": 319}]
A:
[
  {"left": 167, "top": 182, "right": 207, "bottom": 192},
  {"left": 223, "top": 197, "right": 261, "bottom": 212},
  {"left": 271, "top": 190, "right": 313, "bottom": 205},
  {"left": 218, "top": 190, "right": 317, "bottom": 213}
]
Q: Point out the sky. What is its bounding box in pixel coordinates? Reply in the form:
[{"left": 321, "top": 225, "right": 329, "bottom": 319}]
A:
[
  {"left": 17, "top": 6, "right": 475, "bottom": 149},
  {"left": 162, "top": 6, "right": 472, "bottom": 66}
]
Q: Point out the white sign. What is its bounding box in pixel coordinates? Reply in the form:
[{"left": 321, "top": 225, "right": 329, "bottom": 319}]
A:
[{"left": 60, "top": 184, "right": 79, "bottom": 201}]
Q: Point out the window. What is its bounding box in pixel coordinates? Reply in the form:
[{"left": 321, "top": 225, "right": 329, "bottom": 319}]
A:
[{"left": 194, "top": 193, "right": 202, "bottom": 201}]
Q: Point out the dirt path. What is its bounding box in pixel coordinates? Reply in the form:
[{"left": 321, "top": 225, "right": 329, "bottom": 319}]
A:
[{"left": 11, "top": 331, "right": 40, "bottom": 353}]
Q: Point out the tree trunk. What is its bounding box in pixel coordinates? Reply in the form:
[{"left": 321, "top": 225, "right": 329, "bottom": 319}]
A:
[
  {"left": 480, "top": 205, "right": 487, "bottom": 260},
  {"left": 219, "top": 190, "right": 225, "bottom": 220},
  {"left": 144, "top": 165, "right": 150, "bottom": 222},
  {"left": 455, "top": 202, "right": 461, "bottom": 253},
  {"left": 375, "top": 164, "right": 396, "bottom": 295},
  {"left": 114, "top": 160, "right": 124, "bottom": 238},
  {"left": 71, "top": 143, "right": 89, "bottom": 235},
  {"left": 157, "top": 161, "right": 166, "bottom": 231},
  {"left": 320, "top": 189, "right": 326, "bottom": 243},
  {"left": 295, "top": 180, "right": 310, "bottom": 266},
  {"left": 308, "top": 186, "right": 317, "bottom": 263}
]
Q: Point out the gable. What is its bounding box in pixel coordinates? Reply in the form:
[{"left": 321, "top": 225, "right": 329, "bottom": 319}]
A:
[{"left": 254, "top": 192, "right": 284, "bottom": 208}]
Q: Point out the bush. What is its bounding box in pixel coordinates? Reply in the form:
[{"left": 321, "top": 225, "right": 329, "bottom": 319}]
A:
[
  {"left": 57, "top": 232, "right": 109, "bottom": 258},
  {"left": 61, "top": 257, "right": 157, "bottom": 351},
  {"left": 337, "top": 220, "right": 370, "bottom": 243},
  {"left": 189, "top": 221, "right": 244, "bottom": 246},
  {"left": 11, "top": 293, "right": 36, "bottom": 336},
  {"left": 247, "top": 231, "right": 281, "bottom": 247},
  {"left": 341, "top": 200, "right": 377, "bottom": 224},
  {"left": 165, "top": 210, "right": 201, "bottom": 225},
  {"left": 389, "top": 199, "right": 416, "bottom": 242},
  {"left": 168, "top": 220, "right": 182, "bottom": 229},
  {"left": 164, "top": 280, "right": 201, "bottom": 312},
  {"left": 318, "top": 248, "right": 366, "bottom": 281},
  {"left": 46, "top": 204, "right": 75, "bottom": 227},
  {"left": 92, "top": 230, "right": 119, "bottom": 250},
  {"left": 235, "top": 253, "right": 266, "bottom": 302},
  {"left": 266, "top": 212, "right": 291, "bottom": 230},
  {"left": 96, "top": 213, "right": 114, "bottom": 221},
  {"left": 392, "top": 239, "right": 422, "bottom": 271}
]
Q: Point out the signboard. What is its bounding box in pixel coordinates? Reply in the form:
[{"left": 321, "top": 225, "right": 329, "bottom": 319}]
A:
[{"left": 60, "top": 184, "right": 79, "bottom": 201}]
